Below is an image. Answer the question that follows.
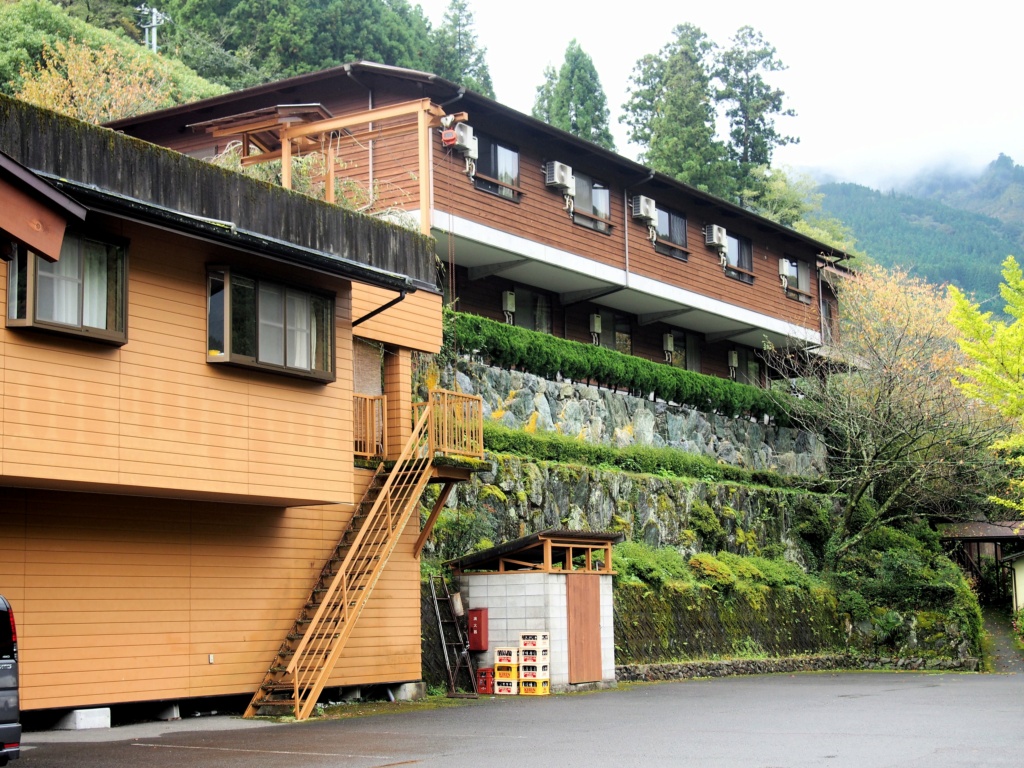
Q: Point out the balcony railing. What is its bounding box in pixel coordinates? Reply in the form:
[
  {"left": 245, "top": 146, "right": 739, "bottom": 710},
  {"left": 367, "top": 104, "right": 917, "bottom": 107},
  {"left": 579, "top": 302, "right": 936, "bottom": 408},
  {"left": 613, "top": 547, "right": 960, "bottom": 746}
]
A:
[
  {"left": 353, "top": 394, "right": 387, "bottom": 459},
  {"left": 412, "top": 389, "right": 484, "bottom": 459}
]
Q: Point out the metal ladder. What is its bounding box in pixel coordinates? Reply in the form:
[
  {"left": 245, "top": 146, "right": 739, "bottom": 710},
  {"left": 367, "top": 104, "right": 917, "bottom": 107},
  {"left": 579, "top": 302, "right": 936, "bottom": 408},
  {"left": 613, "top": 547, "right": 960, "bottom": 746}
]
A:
[{"left": 428, "top": 574, "right": 478, "bottom": 698}]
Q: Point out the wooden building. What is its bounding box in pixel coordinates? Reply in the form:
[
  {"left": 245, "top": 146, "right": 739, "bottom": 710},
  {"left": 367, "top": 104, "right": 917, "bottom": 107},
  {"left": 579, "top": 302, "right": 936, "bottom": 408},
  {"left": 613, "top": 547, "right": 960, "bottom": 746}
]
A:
[
  {"left": 0, "top": 95, "right": 481, "bottom": 720},
  {"left": 110, "top": 61, "right": 850, "bottom": 388}
]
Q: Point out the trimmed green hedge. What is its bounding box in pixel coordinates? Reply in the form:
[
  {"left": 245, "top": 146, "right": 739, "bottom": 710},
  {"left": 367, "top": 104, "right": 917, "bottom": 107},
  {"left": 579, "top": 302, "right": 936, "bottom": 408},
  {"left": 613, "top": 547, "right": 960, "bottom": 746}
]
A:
[
  {"left": 452, "top": 311, "right": 792, "bottom": 423},
  {"left": 483, "top": 423, "right": 837, "bottom": 494}
]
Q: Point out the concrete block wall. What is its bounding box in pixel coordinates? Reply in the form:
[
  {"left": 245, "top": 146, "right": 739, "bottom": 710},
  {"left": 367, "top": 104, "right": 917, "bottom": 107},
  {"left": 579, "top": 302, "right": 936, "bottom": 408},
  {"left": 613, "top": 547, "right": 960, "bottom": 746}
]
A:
[{"left": 461, "top": 573, "right": 615, "bottom": 688}]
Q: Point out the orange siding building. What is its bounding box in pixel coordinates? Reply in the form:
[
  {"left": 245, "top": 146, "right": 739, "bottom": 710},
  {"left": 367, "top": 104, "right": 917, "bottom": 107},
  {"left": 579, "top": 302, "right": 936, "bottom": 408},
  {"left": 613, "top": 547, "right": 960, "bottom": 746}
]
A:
[{"left": 1, "top": 95, "right": 444, "bottom": 713}]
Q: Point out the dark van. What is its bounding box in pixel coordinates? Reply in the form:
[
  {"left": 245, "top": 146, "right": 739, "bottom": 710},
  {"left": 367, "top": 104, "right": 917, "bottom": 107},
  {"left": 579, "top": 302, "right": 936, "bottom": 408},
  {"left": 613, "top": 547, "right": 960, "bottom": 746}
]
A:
[{"left": 0, "top": 597, "right": 18, "bottom": 765}]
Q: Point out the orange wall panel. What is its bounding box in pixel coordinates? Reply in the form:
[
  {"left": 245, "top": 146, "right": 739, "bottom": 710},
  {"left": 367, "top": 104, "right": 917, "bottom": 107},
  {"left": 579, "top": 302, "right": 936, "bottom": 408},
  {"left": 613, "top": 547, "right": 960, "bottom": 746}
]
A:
[{"left": 0, "top": 488, "right": 423, "bottom": 710}]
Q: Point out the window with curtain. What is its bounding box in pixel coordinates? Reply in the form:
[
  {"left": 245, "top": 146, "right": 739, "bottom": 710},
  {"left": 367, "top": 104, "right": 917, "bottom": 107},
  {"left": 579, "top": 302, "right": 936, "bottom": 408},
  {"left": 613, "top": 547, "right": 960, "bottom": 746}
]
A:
[
  {"left": 782, "top": 256, "right": 812, "bottom": 304},
  {"left": 725, "top": 234, "right": 754, "bottom": 284},
  {"left": 6, "top": 234, "right": 126, "bottom": 344},
  {"left": 475, "top": 135, "right": 520, "bottom": 201},
  {"left": 207, "top": 268, "right": 334, "bottom": 382},
  {"left": 573, "top": 173, "right": 611, "bottom": 233},
  {"left": 655, "top": 207, "right": 688, "bottom": 260}
]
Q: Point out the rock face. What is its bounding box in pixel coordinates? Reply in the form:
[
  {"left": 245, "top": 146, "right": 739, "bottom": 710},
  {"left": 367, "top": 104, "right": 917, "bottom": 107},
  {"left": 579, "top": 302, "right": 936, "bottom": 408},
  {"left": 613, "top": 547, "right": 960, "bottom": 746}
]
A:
[
  {"left": 448, "top": 360, "right": 827, "bottom": 477},
  {"left": 616, "top": 655, "right": 979, "bottom": 683},
  {"left": 427, "top": 452, "right": 837, "bottom": 560}
]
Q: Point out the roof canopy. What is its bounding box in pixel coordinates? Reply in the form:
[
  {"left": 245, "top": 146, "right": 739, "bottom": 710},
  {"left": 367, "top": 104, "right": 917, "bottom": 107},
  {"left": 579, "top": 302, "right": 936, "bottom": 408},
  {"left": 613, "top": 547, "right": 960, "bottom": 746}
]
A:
[
  {"left": 446, "top": 529, "right": 623, "bottom": 575},
  {"left": 938, "top": 521, "right": 1024, "bottom": 541}
]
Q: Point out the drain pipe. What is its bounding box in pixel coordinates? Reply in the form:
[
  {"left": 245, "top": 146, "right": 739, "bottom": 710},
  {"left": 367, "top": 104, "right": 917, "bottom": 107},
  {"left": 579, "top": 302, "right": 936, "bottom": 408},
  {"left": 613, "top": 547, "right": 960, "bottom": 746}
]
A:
[{"left": 345, "top": 65, "right": 375, "bottom": 202}]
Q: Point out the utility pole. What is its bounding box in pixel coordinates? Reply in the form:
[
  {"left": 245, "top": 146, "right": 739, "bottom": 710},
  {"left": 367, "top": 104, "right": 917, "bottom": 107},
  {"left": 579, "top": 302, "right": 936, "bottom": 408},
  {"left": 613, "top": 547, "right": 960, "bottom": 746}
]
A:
[{"left": 136, "top": 4, "right": 171, "bottom": 53}]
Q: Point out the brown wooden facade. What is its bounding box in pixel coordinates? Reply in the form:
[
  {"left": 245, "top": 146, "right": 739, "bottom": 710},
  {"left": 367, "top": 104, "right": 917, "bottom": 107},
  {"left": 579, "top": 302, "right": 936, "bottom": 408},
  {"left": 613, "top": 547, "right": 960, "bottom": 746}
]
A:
[
  {"left": 111, "top": 62, "right": 849, "bottom": 387},
  {"left": 0, "top": 96, "right": 445, "bottom": 712}
]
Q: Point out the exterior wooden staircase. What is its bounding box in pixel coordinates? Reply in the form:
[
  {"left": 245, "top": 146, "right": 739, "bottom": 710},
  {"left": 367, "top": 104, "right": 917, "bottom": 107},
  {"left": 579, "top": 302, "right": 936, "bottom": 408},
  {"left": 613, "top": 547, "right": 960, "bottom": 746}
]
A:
[{"left": 244, "top": 390, "right": 481, "bottom": 720}]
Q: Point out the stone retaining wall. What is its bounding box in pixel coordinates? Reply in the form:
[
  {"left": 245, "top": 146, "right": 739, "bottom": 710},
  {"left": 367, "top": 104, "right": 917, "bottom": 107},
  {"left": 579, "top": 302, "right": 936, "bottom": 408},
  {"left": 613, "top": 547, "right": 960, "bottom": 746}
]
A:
[
  {"left": 442, "top": 360, "right": 827, "bottom": 478},
  {"left": 616, "top": 654, "right": 979, "bottom": 683}
]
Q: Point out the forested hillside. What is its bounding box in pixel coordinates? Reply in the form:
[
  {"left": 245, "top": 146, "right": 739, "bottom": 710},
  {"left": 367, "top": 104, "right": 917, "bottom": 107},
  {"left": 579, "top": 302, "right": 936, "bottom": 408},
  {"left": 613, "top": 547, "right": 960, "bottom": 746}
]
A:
[
  {"left": 904, "top": 154, "right": 1024, "bottom": 230},
  {"left": 818, "top": 181, "right": 1024, "bottom": 303}
]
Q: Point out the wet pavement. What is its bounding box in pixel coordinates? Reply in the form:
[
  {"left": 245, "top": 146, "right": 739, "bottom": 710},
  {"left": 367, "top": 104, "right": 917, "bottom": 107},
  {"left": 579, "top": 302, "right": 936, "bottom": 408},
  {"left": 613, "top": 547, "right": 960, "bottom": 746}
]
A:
[
  {"left": 19, "top": 672, "right": 1024, "bottom": 767},
  {"left": 982, "top": 606, "right": 1024, "bottom": 673}
]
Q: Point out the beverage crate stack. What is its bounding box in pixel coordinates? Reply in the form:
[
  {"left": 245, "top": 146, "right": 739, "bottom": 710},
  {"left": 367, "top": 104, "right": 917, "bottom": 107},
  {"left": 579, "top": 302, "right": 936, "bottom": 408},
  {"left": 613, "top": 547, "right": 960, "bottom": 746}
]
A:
[
  {"left": 493, "top": 646, "right": 519, "bottom": 695},
  {"left": 518, "top": 631, "right": 551, "bottom": 696}
]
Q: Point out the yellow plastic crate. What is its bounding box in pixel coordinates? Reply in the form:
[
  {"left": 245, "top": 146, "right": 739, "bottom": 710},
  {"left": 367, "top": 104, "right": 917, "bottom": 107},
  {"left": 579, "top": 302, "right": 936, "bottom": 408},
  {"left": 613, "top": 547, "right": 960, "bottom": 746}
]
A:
[
  {"left": 519, "top": 679, "right": 550, "bottom": 696},
  {"left": 494, "top": 663, "right": 519, "bottom": 680}
]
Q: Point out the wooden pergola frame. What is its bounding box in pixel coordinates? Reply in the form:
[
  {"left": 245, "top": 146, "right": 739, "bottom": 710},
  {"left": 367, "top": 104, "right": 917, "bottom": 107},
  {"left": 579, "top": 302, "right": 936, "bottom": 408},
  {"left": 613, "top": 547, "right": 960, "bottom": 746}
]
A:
[
  {"left": 448, "top": 530, "right": 620, "bottom": 575},
  {"left": 193, "top": 99, "right": 447, "bottom": 236}
]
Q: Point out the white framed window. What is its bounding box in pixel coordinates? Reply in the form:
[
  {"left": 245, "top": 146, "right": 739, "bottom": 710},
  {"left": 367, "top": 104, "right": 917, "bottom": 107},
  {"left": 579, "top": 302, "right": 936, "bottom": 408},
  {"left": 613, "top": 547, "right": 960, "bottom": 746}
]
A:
[
  {"left": 573, "top": 172, "right": 612, "bottom": 233},
  {"left": 656, "top": 207, "right": 688, "bottom": 260},
  {"left": 6, "top": 233, "right": 127, "bottom": 345},
  {"left": 475, "top": 135, "right": 521, "bottom": 201},
  {"left": 207, "top": 268, "right": 334, "bottom": 382}
]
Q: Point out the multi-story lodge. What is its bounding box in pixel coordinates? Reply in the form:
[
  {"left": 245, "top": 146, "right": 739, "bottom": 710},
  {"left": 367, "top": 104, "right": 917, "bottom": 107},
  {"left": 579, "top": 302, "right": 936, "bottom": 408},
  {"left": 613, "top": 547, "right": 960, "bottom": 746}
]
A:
[{"left": 111, "top": 61, "right": 847, "bottom": 387}]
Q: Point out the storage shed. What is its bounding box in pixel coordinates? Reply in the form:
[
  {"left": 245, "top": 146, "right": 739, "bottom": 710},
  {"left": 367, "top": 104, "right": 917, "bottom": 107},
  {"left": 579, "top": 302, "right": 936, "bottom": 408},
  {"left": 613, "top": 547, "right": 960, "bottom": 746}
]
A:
[{"left": 448, "top": 530, "right": 622, "bottom": 691}]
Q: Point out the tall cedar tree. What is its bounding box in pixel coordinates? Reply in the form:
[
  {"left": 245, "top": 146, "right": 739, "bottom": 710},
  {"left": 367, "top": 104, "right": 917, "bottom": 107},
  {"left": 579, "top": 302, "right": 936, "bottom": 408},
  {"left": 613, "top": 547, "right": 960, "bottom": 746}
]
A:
[
  {"left": 622, "top": 24, "right": 733, "bottom": 199},
  {"left": 715, "top": 26, "right": 798, "bottom": 199},
  {"left": 431, "top": 0, "right": 494, "bottom": 98},
  {"left": 532, "top": 40, "right": 614, "bottom": 150},
  {"left": 160, "top": 0, "right": 434, "bottom": 80}
]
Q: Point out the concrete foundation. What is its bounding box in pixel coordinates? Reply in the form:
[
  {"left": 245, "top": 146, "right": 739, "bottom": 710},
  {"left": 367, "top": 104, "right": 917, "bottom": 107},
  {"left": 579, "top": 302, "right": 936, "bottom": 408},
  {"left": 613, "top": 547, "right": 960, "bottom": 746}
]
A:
[
  {"left": 389, "top": 682, "right": 426, "bottom": 701},
  {"left": 55, "top": 708, "right": 111, "bottom": 730}
]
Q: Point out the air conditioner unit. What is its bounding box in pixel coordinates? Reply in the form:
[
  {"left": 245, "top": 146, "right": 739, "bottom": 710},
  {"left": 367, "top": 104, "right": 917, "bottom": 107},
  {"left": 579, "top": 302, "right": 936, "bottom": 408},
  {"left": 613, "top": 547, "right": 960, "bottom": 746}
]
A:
[
  {"left": 705, "top": 224, "right": 727, "bottom": 249},
  {"left": 454, "top": 123, "right": 478, "bottom": 160},
  {"left": 589, "top": 313, "right": 602, "bottom": 335},
  {"left": 545, "top": 161, "right": 576, "bottom": 196},
  {"left": 631, "top": 195, "right": 657, "bottom": 224},
  {"left": 662, "top": 333, "right": 674, "bottom": 353},
  {"left": 502, "top": 290, "right": 516, "bottom": 314}
]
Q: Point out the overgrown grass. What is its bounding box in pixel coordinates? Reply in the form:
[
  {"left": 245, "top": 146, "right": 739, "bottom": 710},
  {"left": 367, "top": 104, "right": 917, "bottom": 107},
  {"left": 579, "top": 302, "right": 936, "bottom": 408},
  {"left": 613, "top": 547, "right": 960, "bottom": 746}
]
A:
[
  {"left": 484, "top": 422, "right": 836, "bottom": 494},
  {"left": 452, "top": 311, "right": 793, "bottom": 423}
]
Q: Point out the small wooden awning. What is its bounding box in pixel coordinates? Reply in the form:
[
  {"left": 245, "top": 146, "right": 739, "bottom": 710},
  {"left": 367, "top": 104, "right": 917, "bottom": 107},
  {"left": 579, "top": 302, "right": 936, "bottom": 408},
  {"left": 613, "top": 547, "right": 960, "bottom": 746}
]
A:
[
  {"left": 0, "top": 150, "right": 87, "bottom": 262},
  {"left": 446, "top": 529, "right": 623, "bottom": 575},
  {"left": 938, "top": 521, "right": 1024, "bottom": 542},
  {"left": 188, "top": 103, "right": 333, "bottom": 155}
]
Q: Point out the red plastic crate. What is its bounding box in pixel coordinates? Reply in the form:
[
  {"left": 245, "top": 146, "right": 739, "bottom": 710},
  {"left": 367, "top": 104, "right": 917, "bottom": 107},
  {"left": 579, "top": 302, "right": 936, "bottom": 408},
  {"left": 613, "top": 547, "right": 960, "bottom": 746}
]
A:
[{"left": 476, "top": 667, "right": 494, "bottom": 694}]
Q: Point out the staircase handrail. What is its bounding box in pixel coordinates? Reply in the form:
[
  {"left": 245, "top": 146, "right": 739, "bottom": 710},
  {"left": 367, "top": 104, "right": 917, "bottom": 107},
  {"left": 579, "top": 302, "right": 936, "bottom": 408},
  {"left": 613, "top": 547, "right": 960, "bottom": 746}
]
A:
[{"left": 285, "top": 406, "right": 432, "bottom": 687}]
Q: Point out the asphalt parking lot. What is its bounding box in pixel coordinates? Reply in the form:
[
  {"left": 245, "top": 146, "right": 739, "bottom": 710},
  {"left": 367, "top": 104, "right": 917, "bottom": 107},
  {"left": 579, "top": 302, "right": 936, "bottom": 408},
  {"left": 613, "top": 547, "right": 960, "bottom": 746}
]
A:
[{"left": 20, "top": 672, "right": 1024, "bottom": 768}]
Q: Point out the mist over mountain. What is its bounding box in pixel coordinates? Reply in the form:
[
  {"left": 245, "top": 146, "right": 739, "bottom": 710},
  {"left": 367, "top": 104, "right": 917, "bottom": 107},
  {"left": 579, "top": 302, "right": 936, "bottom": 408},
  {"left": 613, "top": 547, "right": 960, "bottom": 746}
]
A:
[{"left": 817, "top": 155, "right": 1024, "bottom": 306}]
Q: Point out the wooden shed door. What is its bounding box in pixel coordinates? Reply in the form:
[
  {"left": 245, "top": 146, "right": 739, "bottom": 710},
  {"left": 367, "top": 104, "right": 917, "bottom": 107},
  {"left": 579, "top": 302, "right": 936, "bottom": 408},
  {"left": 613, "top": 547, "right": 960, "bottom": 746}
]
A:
[{"left": 566, "top": 574, "right": 602, "bottom": 684}]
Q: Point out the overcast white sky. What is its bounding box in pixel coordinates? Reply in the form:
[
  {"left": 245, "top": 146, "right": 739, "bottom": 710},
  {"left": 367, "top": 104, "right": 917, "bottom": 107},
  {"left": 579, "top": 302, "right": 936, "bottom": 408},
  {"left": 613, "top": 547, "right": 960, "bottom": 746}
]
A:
[{"left": 414, "top": 0, "right": 1022, "bottom": 190}]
